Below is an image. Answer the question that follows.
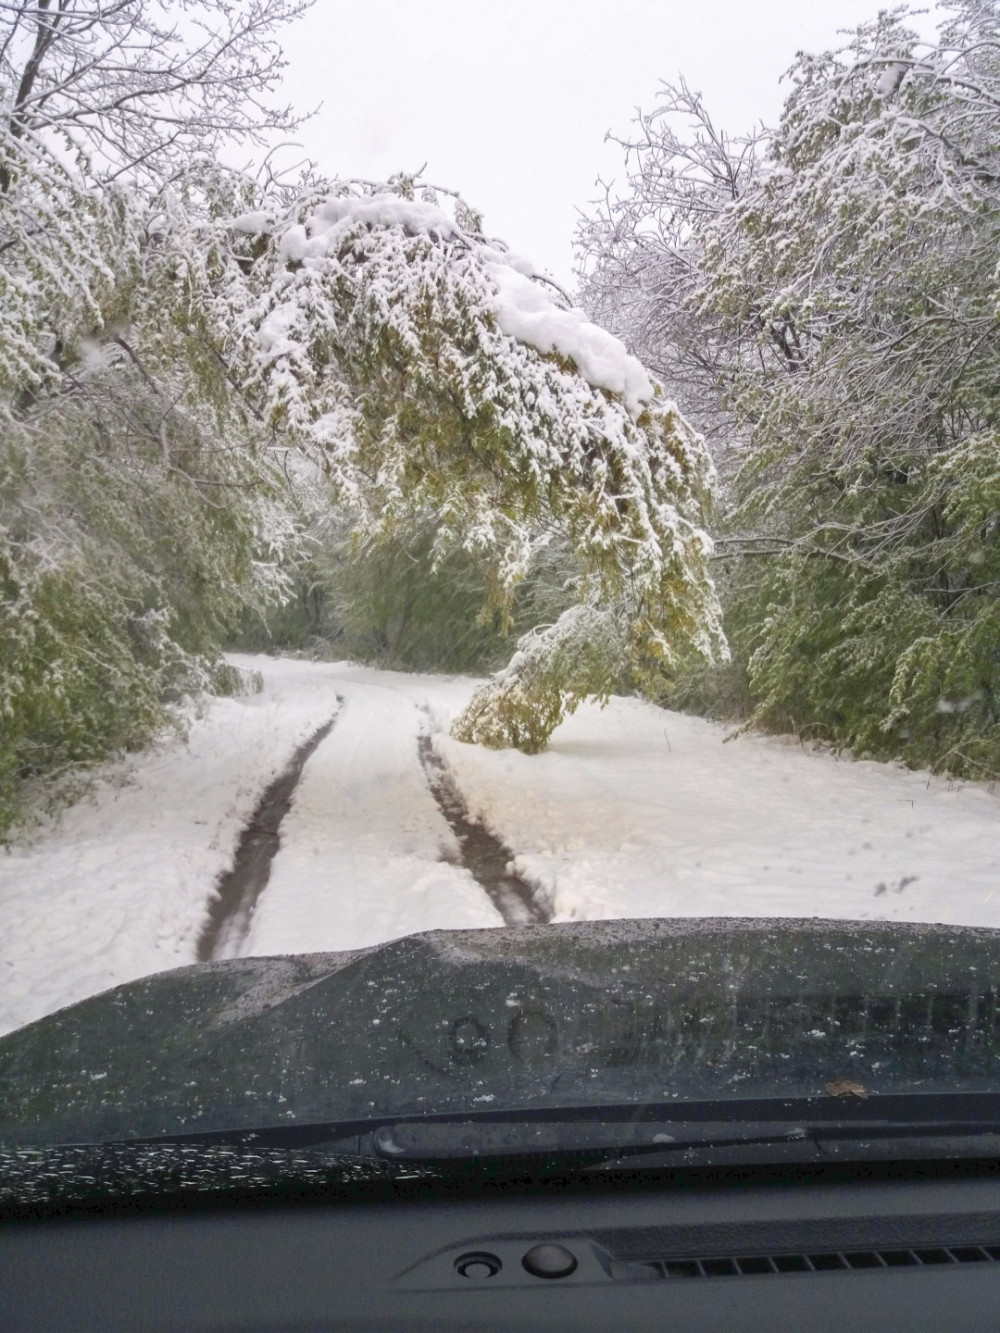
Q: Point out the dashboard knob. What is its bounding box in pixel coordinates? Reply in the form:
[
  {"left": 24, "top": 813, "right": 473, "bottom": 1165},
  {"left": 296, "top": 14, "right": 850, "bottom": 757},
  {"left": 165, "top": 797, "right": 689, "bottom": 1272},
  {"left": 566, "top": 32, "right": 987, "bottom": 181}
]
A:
[{"left": 522, "top": 1243, "right": 578, "bottom": 1279}]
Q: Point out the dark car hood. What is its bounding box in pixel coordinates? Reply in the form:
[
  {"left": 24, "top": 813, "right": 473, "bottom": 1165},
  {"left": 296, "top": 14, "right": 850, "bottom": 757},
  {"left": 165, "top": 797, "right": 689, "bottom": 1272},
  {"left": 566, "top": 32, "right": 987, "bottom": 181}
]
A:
[{"left": 3, "top": 918, "right": 1000, "bottom": 1147}]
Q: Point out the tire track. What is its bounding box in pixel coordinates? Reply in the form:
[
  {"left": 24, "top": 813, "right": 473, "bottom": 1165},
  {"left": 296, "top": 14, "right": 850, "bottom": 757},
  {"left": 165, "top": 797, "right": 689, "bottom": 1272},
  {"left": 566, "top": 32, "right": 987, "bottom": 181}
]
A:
[
  {"left": 417, "top": 727, "right": 551, "bottom": 926},
  {"left": 197, "top": 705, "right": 341, "bottom": 961}
]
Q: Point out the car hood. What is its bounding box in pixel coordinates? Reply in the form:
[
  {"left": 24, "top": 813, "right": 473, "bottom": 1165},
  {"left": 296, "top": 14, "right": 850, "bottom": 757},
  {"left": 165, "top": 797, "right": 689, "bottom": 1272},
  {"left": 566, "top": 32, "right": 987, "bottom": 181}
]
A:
[{"left": 2, "top": 917, "right": 1000, "bottom": 1147}]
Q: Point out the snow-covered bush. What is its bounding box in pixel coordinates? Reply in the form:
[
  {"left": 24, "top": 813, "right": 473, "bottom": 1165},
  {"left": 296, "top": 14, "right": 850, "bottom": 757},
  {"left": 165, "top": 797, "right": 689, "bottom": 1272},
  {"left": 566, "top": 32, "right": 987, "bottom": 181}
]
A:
[{"left": 452, "top": 603, "right": 628, "bottom": 753}]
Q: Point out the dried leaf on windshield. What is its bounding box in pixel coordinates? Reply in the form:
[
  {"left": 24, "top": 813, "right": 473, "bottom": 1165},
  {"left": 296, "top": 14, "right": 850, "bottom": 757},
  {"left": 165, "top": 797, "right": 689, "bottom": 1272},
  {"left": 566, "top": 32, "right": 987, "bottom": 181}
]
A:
[{"left": 824, "top": 1080, "right": 869, "bottom": 1099}]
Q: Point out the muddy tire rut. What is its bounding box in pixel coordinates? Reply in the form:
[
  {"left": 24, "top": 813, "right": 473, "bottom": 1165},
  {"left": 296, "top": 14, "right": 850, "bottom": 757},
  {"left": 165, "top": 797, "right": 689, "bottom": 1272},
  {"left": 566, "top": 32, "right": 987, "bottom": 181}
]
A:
[
  {"left": 418, "top": 731, "right": 551, "bottom": 926},
  {"left": 199, "top": 694, "right": 549, "bottom": 962},
  {"left": 197, "top": 709, "right": 340, "bottom": 961}
]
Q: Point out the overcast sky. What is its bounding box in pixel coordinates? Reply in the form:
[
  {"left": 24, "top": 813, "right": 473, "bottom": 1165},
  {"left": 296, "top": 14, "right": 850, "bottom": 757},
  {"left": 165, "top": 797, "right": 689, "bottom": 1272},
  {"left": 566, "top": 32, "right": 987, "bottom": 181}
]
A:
[{"left": 277, "top": 1, "right": 938, "bottom": 288}]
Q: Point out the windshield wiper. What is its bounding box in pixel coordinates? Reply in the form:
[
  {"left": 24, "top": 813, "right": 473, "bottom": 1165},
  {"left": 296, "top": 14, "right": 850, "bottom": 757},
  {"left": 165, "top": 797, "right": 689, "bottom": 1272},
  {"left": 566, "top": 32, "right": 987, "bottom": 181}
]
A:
[
  {"left": 6, "top": 1096, "right": 1000, "bottom": 1210},
  {"left": 364, "top": 1115, "right": 1000, "bottom": 1163},
  {"left": 85, "top": 1092, "right": 1000, "bottom": 1167}
]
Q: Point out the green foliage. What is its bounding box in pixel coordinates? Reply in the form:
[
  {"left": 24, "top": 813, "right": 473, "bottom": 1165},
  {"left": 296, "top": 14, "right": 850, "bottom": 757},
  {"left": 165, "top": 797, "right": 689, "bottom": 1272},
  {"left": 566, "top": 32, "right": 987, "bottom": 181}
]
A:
[
  {"left": 3, "top": 4, "right": 726, "bottom": 826},
  {"left": 238, "top": 505, "right": 585, "bottom": 676},
  {"left": 317, "top": 521, "right": 528, "bottom": 672},
  {"left": 0, "top": 554, "right": 172, "bottom": 837},
  {"left": 608, "top": 1, "right": 1000, "bottom": 779},
  {"left": 0, "top": 167, "right": 297, "bottom": 837},
  {"left": 211, "top": 661, "right": 265, "bottom": 697},
  {"left": 646, "top": 557, "right": 756, "bottom": 722},
  {"left": 234, "top": 518, "right": 521, "bottom": 670},
  {"left": 0, "top": 367, "right": 290, "bottom": 837},
  {"left": 0, "top": 0, "right": 312, "bottom": 836},
  {"left": 452, "top": 604, "right": 628, "bottom": 753}
]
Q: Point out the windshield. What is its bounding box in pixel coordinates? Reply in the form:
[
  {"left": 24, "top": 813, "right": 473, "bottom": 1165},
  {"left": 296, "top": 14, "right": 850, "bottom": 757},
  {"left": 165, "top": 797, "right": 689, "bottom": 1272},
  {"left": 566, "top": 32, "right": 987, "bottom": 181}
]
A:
[{"left": 2, "top": 0, "right": 999, "bottom": 1192}]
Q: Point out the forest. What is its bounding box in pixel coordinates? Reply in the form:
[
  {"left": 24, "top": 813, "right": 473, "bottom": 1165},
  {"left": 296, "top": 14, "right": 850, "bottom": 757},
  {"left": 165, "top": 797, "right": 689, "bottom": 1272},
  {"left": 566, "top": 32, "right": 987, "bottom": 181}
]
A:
[{"left": 1, "top": 0, "right": 998, "bottom": 840}]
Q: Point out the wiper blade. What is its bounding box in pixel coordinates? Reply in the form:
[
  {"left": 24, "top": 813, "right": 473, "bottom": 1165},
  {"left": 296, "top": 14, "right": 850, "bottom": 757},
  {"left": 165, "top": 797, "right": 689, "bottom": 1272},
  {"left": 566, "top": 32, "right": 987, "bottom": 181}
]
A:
[
  {"left": 54, "top": 1092, "right": 1000, "bottom": 1162},
  {"left": 366, "top": 1116, "right": 1000, "bottom": 1163},
  {"left": 368, "top": 1118, "right": 808, "bottom": 1159},
  {"left": 0, "top": 1137, "right": 444, "bottom": 1214}
]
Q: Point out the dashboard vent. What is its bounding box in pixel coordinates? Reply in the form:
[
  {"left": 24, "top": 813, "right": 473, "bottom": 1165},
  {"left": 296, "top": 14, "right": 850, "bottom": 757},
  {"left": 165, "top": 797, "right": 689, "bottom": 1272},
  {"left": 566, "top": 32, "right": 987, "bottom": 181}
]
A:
[{"left": 613, "top": 1244, "right": 1000, "bottom": 1281}]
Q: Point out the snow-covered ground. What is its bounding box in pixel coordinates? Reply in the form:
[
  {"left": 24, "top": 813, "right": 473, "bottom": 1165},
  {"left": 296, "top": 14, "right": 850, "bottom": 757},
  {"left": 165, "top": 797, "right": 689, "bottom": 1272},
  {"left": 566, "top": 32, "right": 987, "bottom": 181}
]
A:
[
  {"left": 0, "top": 659, "right": 338, "bottom": 1037},
  {"left": 238, "top": 664, "right": 502, "bottom": 959},
  {"left": 438, "top": 696, "right": 1000, "bottom": 928},
  {"left": 1, "top": 655, "right": 998, "bottom": 1038}
]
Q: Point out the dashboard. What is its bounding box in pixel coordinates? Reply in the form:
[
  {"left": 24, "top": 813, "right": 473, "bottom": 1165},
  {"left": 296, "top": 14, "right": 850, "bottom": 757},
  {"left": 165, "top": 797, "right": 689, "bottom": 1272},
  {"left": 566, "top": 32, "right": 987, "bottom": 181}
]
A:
[{"left": 4, "top": 1165, "right": 1000, "bottom": 1330}]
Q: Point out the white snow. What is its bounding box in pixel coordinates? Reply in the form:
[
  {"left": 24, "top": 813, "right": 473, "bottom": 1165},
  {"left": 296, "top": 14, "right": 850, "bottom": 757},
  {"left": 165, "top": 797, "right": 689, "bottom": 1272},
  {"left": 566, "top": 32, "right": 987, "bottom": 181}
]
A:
[
  {"left": 0, "top": 659, "right": 337, "bottom": 1037},
  {"left": 436, "top": 696, "right": 1000, "bottom": 929},
  {"left": 2, "top": 656, "right": 999, "bottom": 1039},
  {"left": 258, "top": 300, "right": 303, "bottom": 358},
  {"left": 243, "top": 189, "right": 654, "bottom": 417},
  {"left": 231, "top": 210, "right": 277, "bottom": 235},
  {"left": 484, "top": 260, "right": 654, "bottom": 415},
  {"left": 239, "top": 663, "right": 502, "bottom": 958},
  {"left": 876, "top": 61, "right": 909, "bottom": 96}
]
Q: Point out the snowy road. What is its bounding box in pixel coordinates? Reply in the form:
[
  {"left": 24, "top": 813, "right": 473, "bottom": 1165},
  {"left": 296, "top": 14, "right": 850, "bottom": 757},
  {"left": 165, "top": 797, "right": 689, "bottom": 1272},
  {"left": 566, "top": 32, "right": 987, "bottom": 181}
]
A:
[
  {"left": 239, "top": 666, "right": 504, "bottom": 958},
  {"left": 1, "top": 655, "right": 998, "bottom": 1037}
]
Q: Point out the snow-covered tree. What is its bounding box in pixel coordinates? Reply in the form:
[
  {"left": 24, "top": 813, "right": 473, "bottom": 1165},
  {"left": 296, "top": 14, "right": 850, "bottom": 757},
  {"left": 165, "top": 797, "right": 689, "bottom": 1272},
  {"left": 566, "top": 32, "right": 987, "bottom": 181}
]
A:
[
  {"left": 583, "top": 0, "right": 1000, "bottom": 775},
  {"left": 707, "top": 0, "right": 1000, "bottom": 775},
  {"left": 0, "top": 0, "right": 314, "bottom": 397},
  {"left": 0, "top": 3, "right": 313, "bottom": 836},
  {"left": 0, "top": 169, "right": 299, "bottom": 836},
  {"left": 576, "top": 80, "right": 766, "bottom": 454},
  {"left": 1, "top": 0, "right": 724, "bottom": 829},
  {"left": 0, "top": 0, "right": 312, "bottom": 191},
  {"left": 223, "top": 179, "right": 726, "bottom": 751}
]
